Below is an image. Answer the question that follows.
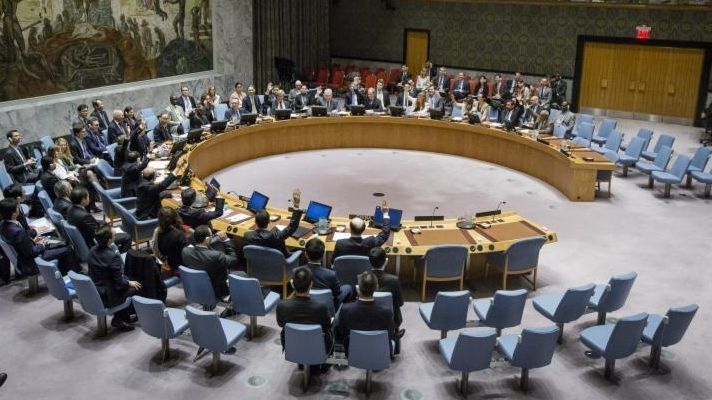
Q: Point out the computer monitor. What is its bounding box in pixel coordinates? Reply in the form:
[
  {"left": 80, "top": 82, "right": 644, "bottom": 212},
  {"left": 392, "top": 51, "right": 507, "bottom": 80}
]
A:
[
  {"left": 350, "top": 105, "right": 365, "bottom": 116},
  {"left": 274, "top": 109, "right": 292, "bottom": 121},
  {"left": 304, "top": 201, "right": 332, "bottom": 224},
  {"left": 428, "top": 108, "right": 444, "bottom": 120},
  {"left": 247, "top": 190, "right": 269, "bottom": 213},
  {"left": 209, "top": 178, "right": 220, "bottom": 189},
  {"left": 187, "top": 128, "right": 203, "bottom": 143},
  {"left": 210, "top": 119, "right": 228, "bottom": 134},
  {"left": 389, "top": 106, "right": 405, "bottom": 117},
  {"left": 311, "top": 106, "right": 327, "bottom": 117},
  {"left": 169, "top": 139, "right": 187, "bottom": 156},
  {"left": 240, "top": 113, "right": 258, "bottom": 125},
  {"left": 373, "top": 206, "right": 403, "bottom": 230}
]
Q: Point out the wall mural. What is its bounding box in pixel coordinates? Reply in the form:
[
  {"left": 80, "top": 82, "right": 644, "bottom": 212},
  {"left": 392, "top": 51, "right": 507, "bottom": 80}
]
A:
[{"left": 0, "top": 0, "right": 213, "bottom": 103}]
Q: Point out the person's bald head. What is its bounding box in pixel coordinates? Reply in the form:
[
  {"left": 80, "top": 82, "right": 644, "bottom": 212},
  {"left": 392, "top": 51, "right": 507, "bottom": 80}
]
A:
[
  {"left": 350, "top": 217, "right": 366, "bottom": 236},
  {"left": 143, "top": 167, "right": 156, "bottom": 181}
]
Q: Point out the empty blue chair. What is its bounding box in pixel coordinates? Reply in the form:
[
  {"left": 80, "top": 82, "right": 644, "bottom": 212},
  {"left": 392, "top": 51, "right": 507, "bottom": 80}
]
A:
[
  {"left": 139, "top": 107, "right": 155, "bottom": 118},
  {"left": 580, "top": 312, "right": 648, "bottom": 380},
  {"left": 620, "top": 127, "right": 653, "bottom": 152},
  {"left": 229, "top": 274, "right": 280, "bottom": 339},
  {"left": 533, "top": 283, "right": 595, "bottom": 343},
  {"left": 185, "top": 305, "right": 247, "bottom": 374},
  {"left": 553, "top": 123, "right": 567, "bottom": 138},
  {"left": 591, "top": 119, "right": 617, "bottom": 146},
  {"left": 113, "top": 201, "right": 157, "bottom": 246},
  {"left": 588, "top": 271, "right": 637, "bottom": 325},
  {"left": 473, "top": 289, "right": 528, "bottom": 336},
  {"left": 419, "top": 290, "right": 470, "bottom": 339},
  {"left": 439, "top": 328, "right": 497, "bottom": 394},
  {"left": 0, "top": 165, "right": 13, "bottom": 189},
  {"left": 419, "top": 245, "right": 468, "bottom": 301},
  {"left": 571, "top": 114, "right": 594, "bottom": 137},
  {"left": 145, "top": 115, "right": 159, "bottom": 132},
  {"left": 333, "top": 255, "right": 371, "bottom": 287},
  {"left": 309, "top": 288, "right": 336, "bottom": 317},
  {"left": 685, "top": 147, "right": 711, "bottom": 187},
  {"left": 106, "top": 142, "right": 118, "bottom": 163},
  {"left": 691, "top": 166, "right": 712, "bottom": 197},
  {"left": 132, "top": 295, "right": 189, "bottom": 362},
  {"left": 91, "top": 180, "right": 135, "bottom": 224},
  {"left": 642, "top": 133, "right": 675, "bottom": 161},
  {"left": 214, "top": 103, "right": 228, "bottom": 120},
  {"left": 614, "top": 137, "right": 645, "bottom": 176},
  {"left": 485, "top": 236, "right": 546, "bottom": 290},
  {"left": 594, "top": 130, "right": 623, "bottom": 159},
  {"left": 95, "top": 159, "right": 122, "bottom": 189},
  {"left": 285, "top": 323, "right": 327, "bottom": 392},
  {"left": 497, "top": 326, "right": 560, "bottom": 391},
  {"left": 33, "top": 147, "right": 43, "bottom": 165},
  {"left": 37, "top": 190, "right": 53, "bottom": 214},
  {"left": 68, "top": 270, "right": 132, "bottom": 336},
  {"left": 548, "top": 108, "right": 561, "bottom": 123},
  {"left": 61, "top": 220, "right": 91, "bottom": 263},
  {"left": 243, "top": 245, "right": 302, "bottom": 298},
  {"left": 348, "top": 330, "right": 391, "bottom": 395},
  {"left": 651, "top": 155, "right": 692, "bottom": 197},
  {"left": 178, "top": 266, "right": 218, "bottom": 310},
  {"left": 636, "top": 145, "right": 673, "bottom": 187},
  {"left": 488, "top": 107, "right": 499, "bottom": 122},
  {"left": 572, "top": 122, "right": 594, "bottom": 147},
  {"left": 46, "top": 207, "right": 66, "bottom": 239},
  {"left": 40, "top": 135, "right": 55, "bottom": 151},
  {"left": 641, "top": 304, "right": 698, "bottom": 369},
  {"left": 36, "top": 257, "right": 77, "bottom": 319}
]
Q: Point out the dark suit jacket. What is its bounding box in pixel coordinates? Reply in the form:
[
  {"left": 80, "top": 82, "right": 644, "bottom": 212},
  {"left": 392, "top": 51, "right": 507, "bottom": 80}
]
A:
[
  {"left": 270, "top": 99, "right": 291, "bottom": 115},
  {"left": 120, "top": 158, "right": 149, "bottom": 197},
  {"left": 241, "top": 95, "right": 263, "bottom": 114},
  {"left": 397, "top": 72, "right": 411, "bottom": 85},
  {"left": 276, "top": 296, "right": 333, "bottom": 351},
  {"left": 306, "top": 262, "right": 343, "bottom": 305},
  {"left": 243, "top": 209, "right": 303, "bottom": 256},
  {"left": 85, "top": 130, "right": 107, "bottom": 157},
  {"left": 372, "top": 269, "right": 404, "bottom": 327},
  {"left": 335, "top": 300, "right": 395, "bottom": 354},
  {"left": 432, "top": 75, "right": 450, "bottom": 93},
  {"left": 69, "top": 136, "right": 92, "bottom": 165},
  {"left": 135, "top": 173, "right": 177, "bottom": 220},
  {"left": 500, "top": 107, "right": 523, "bottom": 126},
  {"left": 88, "top": 245, "right": 130, "bottom": 307},
  {"left": 107, "top": 120, "right": 127, "bottom": 144},
  {"left": 224, "top": 107, "right": 241, "bottom": 121},
  {"left": 426, "top": 95, "right": 444, "bottom": 112},
  {"left": 153, "top": 124, "right": 172, "bottom": 144},
  {"left": 375, "top": 89, "right": 390, "bottom": 108},
  {"left": 364, "top": 97, "right": 384, "bottom": 112},
  {"left": 91, "top": 109, "right": 110, "bottom": 130},
  {"left": 40, "top": 171, "right": 59, "bottom": 202},
  {"left": 181, "top": 96, "right": 197, "bottom": 113},
  {"left": 452, "top": 79, "right": 470, "bottom": 95},
  {"left": 395, "top": 92, "right": 414, "bottom": 108},
  {"left": 189, "top": 112, "right": 211, "bottom": 129},
  {"left": 181, "top": 244, "right": 237, "bottom": 298},
  {"left": 156, "top": 227, "right": 187, "bottom": 269},
  {"left": 129, "top": 129, "right": 150, "bottom": 158},
  {"left": 178, "top": 205, "right": 224, "bottom": 229},
  {"left": 292, "top": 93, "right": 312, "bottom": 111},
  {"left": 53, "top": 197, "right": 73, "bottom": 218},
  {"left": 316, "top": 97, "right": 341, "bottom": 112},
  {"left": 67, "top": 204, "right": 98, "bottom": 246},
  {"left": 344, "top": 90, "right": 365, "bottom": 107},
  {"left": 0, "top": 220, "right": 42, "bottom": 275},
  {"left": 3, "top": 145, "right": 34, "bottom": 183},
  {"left": 332, "top": 223, "right": 390, "bottom": 262},
  {"left": 493, "top": 82, "right": 508, "bottom": 99}
]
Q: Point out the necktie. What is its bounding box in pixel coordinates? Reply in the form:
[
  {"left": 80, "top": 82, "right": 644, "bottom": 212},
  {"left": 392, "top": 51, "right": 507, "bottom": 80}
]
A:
[
  {"left": 540, "top": 88, "right": 544, "bottom": 98},
  {"left": 327, "top": 101, "right": 331, "bottom": 110},
  {"left": 80, "top": 140, "right": 90, "bottom": 159},
  {"left": 184, "top": 97, "right": 192, "bottom": 113}
]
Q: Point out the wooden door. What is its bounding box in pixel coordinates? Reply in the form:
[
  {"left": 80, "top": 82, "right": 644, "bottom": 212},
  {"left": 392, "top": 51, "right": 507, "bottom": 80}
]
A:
[
  {"left": 660, "top": 47, "right": 704, "bottom": 119},
  {"left": 404, "top": 30, "right": 429, "bottom": 78}
]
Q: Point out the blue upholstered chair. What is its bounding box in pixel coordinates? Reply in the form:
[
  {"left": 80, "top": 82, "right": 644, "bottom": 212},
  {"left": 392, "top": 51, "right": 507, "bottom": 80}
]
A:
[
  {"left": 691, "top": 166, "right": 712, "bottom": 197},
  {"left": 485, "top": 237, "right": 546, "bottom": 290},
  {"left": 113, "top": 201, "right": 157, "bottom": 246},
  {"left": 214, "top": 103, "right": 228, "bottom": 120},
  {"left": 95, "top": 159, "right": 122, "bottom": 189},
  {"left": 40, "top": 135, "right": 55, "bottom": 151},
  {"left": 285, "top": 323, "right": 328, "bottom": 392},
  {"left": 497, "top": 326, "right": 560, "bottom": 391},
  {"left": 620, "top": 127, "right": 653, "bottom": 152},
  {"left": 309, "top": 289, "right": 336, "bottom": 317},
  {"left": 419, "top": 245, "right": 468, "bottom": 301},
  {"left": 37, "top": 190, "right": 53, "bottom": 215},
  {"left": 641, "top": 304, "right": 698, "bottom": 369},
  {"left": 587, "top": 271, "right": 637, "bottom": 325},
  {"left": 594, "top": 130, "right": 623, "bottom": 158},
  {"left": 591, "top": 119, "right": 617, "bottom": 146},
  {"left": 185, "top": 305, "right": 247, "bottom": 375},
  {"left": 473, "top": 289, "right": 528, "bottom": 336},
  {"left": 614, "top": 137, "right": 645, "bottom": 176},
  {"left": 488, "top": 107, "right": 499, "bottom": 122},
  {"left": 651, "top": 155, "right": 692, "bottom": 198},
  {"left": 571, "top": 114, "right": 594, "bottom": 137},
  {"left": 439, "top": 328, "right": 497, "bottom": 394},
  {"left": 642, "top": 133, "right": 675, "bottom": 161},
  {"left": 106, "top": 143, "right": 118, "bottom": 163},
  {"left": 46, "top": 207, "right": 67, "bottom": 239},
  {"left": 532, "top": 283, "right": 595, "bottom": 343},
  {"left": 68, "top": 270, "right": 132, "bottom": 336},
  {"left": 228, "top": 274, "right": 280, "bottom": 339},
  {"left": 61, "top": 220, "right": 91, "bottom": 263},
  {"left": 333, "top": 255, "right": 372, "bottom": 287},
  {"left": 0, "top": 165, "right": 34, "bottom": 195},
  {"left": 243, "top": 245, "right": 302, "bottom": 298},
  {"left": 132, "top": 295, "right": 189, "bottom": 362},
  {"left": 373, "top": 291, "right": 393, "bottom": 313},
  {"left": 144, "top": 115, "right": 159, "bottom": 132},
  {"left": 419, "top": 290, "right": 471, "bottom": 339},
  {"left": 580, "top": 312, "right": 648, "bottom": 380},
  {"left": 348, "top": 330, "right": 391, "bottom": 395},
  {"left": 178, "top": 266, "right": 218, "bottom": 310},
  {"left": 548, "top": 108, "right": 561, "bottom": 123},
  {"left": 636, "top": 145, "right": 673, "bottom": 187},
  {"left": 572, "top": 122, "right": 594, "bottom": 147},
  {"left": 553, "top": 123, "right": 567, "bottom": 138},
  {"left": 685, "top": 147, "right": 711, "bottom": 187},
  {"left": 36, "top": 257, "right": 77, "bottom": 320},
  {"left": 91, "top": 181, "right": 135, "bottom": 225},
  {"left": 139, "top": 107, "right": 155, "bottom": 118}
]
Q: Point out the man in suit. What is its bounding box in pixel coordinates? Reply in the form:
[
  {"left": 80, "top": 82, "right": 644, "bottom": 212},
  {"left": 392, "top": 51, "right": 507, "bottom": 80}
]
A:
[
  {"left": 120, "top": 151, "right": 149, "bottom": 197},
  {"left": 243, "top": 190, "right": 303, "bottom": 257},
  {"left": 303, "top": 238, "right": 352, "bottom": 309},
  {"left": 135, "top": 168, "right": 177, "bottom": 220},
  {"left": 432, "top": 67, "right": 450, "bottom": 97},
  {"left": 426, "top": 86, "right": 444, "bottom": 112},
  {"left": 0, "top": 198, "right": 80, "bottom": 276},
  {"left": 288, "top": 80, "right": 303, "bottom": 103},
  {"left": 66, "top": 186, "right": 132, "bottom": 252},
  {"left": 550, "top": 74, "right": 567, "bottom": 107},
  {"left": 85, "top": 117, "right": 108, "bottom": 158},
  {"left": 317, "top": 88, "right": 341, "bottom": 113},
  {"left": 4, "top": 184, "right": 34, "bottom": 235},
  {"left": 344, "top": 82, "right": 365, "bottom": 109},
  {"left": 52, "top": 180, "right": 73, "bottom": 218},
  {"left": 76, "top": 104, "right": 90, "bottom": 130},
  {"left": 90, "top": 99, "right": 110, "bottom": 131},
  {"left": 452, "top": 72, "right": 470, "bottom": 101},
  {"left": 331, "top": 210, "right": 390, "bottom": 262},
  {"left": 291, "top": 86, "right": 312, "bottom": 112},
  {"left": 224, "top": 97, "right": 242, "bottom": 122},
  {"left": 520, "top": 95, "right": 542, "bottom": 127},
  {"left": 241, "top": 85, "right": 263, "bottom": 115},
  {"left": 375, "top": 79, "right": 390, "bottom": 109},
  {"left": 537, "top": 78, "right": 552, "bottom": 109},
  {"left": 397, "top": 64, "right": 411, "bottom": 87},
  {"left": 555, "top": 102, "right": 576, "bottom": 135},
  {"left": 395, "top": 82, "right": 414, "bottom": 108},
  {"left": 107, "top": 110, "right": 128, "bottom": 144},
  {"left": 492, "top": 74, "right": 509, "bottom": 100},
  {"left": 39, "top": 156, "right": 60, "bottom": 202},
  {"left": 507, "top": 72, "right": 522, "bottom": 98},
  {"left": 364, "top": 88, "right": 384, "bottom": 112},
  {"left": 369, "top": 247, "right": 404, "bottom": 333},
  {"left": 164, "top": 95, "right": 187, "bottom": 136},
  {"left": 275, "top": 266, "right": 333, "bottom": 359},
  {"left": 270, "top": 90, "right": 290, "bottom": 115},
  {"left": 153, "top": 113, "right": 173, "bottom": 144},
  {"left": 500, "top": 100, "right": 523, "bottom": 128},
  {"left": 178, "top": 187, "right": 223, "bottom": 229},
  {"left": 179, "top": 86, "right": 196, "bottom": 115},
  {"left": 335, "top": 271, "right": 395, "bottom": 355},
  {"left": 533, "top": 110, "right": 554, "bottom": 135},
  {"left": 68, "top": 123, "right": 94, "bottom": 166},
  {"left": 3, "top": 130, "right": 38, "bottom": 184},
  {"left": 181, "top": 225, "right": 239, "bottom": 300}
]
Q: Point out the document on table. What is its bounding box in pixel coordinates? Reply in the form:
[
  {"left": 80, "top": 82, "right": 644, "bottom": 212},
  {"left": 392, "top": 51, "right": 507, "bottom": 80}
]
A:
[
  {"left": 30, "top": 217, "right": 55, "bottom": 235},
  {"left": 331, "top": 233, "right": 375, "bottom": 241},
  {"left": 227, "top": 213, "right": 252, "bottom": 223},
  {"left": 148, "top": 160, "right": 170, "bottom": 170}
]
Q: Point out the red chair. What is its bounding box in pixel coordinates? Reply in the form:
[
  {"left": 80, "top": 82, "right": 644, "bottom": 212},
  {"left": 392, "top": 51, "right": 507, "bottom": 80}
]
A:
[
  {"left": 345, "top": 65, "right": 356, "bottom": 74},
  {"left": 315, "top": 68, "right": 329, "bottom": 87},
  {"left": 327, "top": 70, "right": 345, "bottom": 90},
  {"left": 359, "top": 67, "right": 371, "bottom": 78},
  {"left": 376, "top": 71, "right": 387, "bottom": 84},
  {"left": 386, "top": 68, "right": 400, "bottom": 87},
  {"left": 469, "top": 80, "right": 478, "bottom": 95},
  {"left": 364, "top": 74, "right": 377, "bottom": 89},
  {"left": 330, "top": 64, "right": 342, "bottom": 77},
  {"left": 376, "top": 67, "right": 386, "bottom": 74}
]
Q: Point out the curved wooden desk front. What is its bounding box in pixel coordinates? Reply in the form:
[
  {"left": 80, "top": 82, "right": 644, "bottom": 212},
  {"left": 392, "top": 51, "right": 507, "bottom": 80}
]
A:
[{"left": 189, "top": 117, "right": 613, "bottom": 202}]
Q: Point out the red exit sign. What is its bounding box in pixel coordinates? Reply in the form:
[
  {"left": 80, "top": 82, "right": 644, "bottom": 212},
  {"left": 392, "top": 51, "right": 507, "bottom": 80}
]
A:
[{"left": 636, "top": 25, "right": 652, "bottom": 40}]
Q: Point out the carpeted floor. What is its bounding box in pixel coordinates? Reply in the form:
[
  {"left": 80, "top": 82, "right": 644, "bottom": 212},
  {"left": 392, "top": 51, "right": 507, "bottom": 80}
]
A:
[{"left": 1, "top": 118, "right": 711, "bottom": 399}]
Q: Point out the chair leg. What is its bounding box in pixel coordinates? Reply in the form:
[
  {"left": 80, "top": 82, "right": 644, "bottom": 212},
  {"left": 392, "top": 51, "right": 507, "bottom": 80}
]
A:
[
  {"left": 532, "top": 268, "right": 538, "bottom": 290},
  {"left": 248, "top": 315, "right": 257, "bottom": 340},
  {"left": 520, "top": 368, "right": 529, "bottom": 391},
  {"left": 502, "top": 272, "right": 507, "bottom": 290},
  {"left": 686, "top": 173, "right": 693, "bottom": 188},
  {"left": 649, "top": 345, "right": 662, "bottom": 369},
  {"left": 27, "top": 275, "right": 39, "bottom": 295},
  {"left": 704, "top": 183, "right": 711, "bottom": 198},
  {"left": 211, "top": 351, "right": 221, "bottom": 375},
  {"left": 440, "top": 330, "right": 447, "bottom": 339},
  {"left": 283, "top": 282, "right": 288, "bottom": 299},
  {"left": 647, "top": 175, "right": 654, "bottom": 188},
  {"left": 365, "top": 370, "right": 372, "bottom": 394},
  {"left": 97, "top": 315, "right": 108, "bottom": 337},
  {"left": 496, "top": 328, "right": 502, "bottom": 337},
  {"left": 459, "top": 371, "right": 469, "bottom": 395},
  {"left": 484, "top": 262, "right": 489, "bottom": 278},
  {"left": 597, "top": 311, "right": 606, "bottom": 325},
  {"left": 622, "top": 165, "right": 629, "bottom": 177},
  {"left": 664, "top": 183, "right": 671, "bottom": 198},
  {"left": 302, "top": 364, "right": 310, "bottom": 393},
  {"left": 421, "top": 278, "right": 426, "bottom": 302},
  {"left": 604, "top": 359, "right": 615, "bottom": 380},
  {"left": 63, "top": 300, "right": 75, "bottom": 320},
  {"left": 556, "top": 323, "right": 564, "bottom": 344},
  {"left": 161, "top": 338, "right": 170, "bottom": 362}
]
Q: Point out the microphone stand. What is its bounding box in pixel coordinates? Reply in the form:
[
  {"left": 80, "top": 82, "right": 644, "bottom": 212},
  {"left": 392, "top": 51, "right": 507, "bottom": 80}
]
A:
[
  {"left": 491, "top": 201, "right": 507, "bottom": 223},
  {"left": 430, "top": 206, "right": 439, "bottom": 228}
]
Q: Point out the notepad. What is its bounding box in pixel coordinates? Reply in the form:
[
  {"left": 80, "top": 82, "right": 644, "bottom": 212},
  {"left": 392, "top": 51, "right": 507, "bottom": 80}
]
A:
[
  {"left": 29, "top": 218, "right": 54, "bottom": 235},
  {"left": 227, "top": 213, "right": 252, "bottom": 223}
]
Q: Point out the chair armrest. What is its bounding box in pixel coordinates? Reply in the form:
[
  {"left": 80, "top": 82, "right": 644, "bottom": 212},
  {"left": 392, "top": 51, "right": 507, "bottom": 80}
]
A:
[
  {"left": 104, "top": 175, "right": 122, "bottom": 182},
  {"left": 286, "top": 250, "right": 302, "bottom": 268},
  {"left": 107, "top": 296, "right": 133, "bottom": 314},
  {"left": 115, "top": 196, "right": 137, "bottom": 204},
  {"left": 134, "top": 218, "right": 158, "bottom": 227}
]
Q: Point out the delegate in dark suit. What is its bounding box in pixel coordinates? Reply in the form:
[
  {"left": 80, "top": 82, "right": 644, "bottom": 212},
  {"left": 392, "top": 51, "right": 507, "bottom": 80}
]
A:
[
  {"left": 107, "top": 120, "right": 127, "bottom": 144},
  {"left": 66, "top": 205, "right": 132, "bottom": 252},
  {"left": 152, "top": 124, "right": 172, "bottom": 144},
  {"left": 292, "top": 92, "right": 312, "bottom": 111},
  {"left": 181, "top": 244, "right": 238, "bottom": 298},
  {"left": 40, "top": 171, "right": 60, "bottom": 202},
  {"left": 306, "top": 261, "right": 352, "bottom": 308},
  {"left": 241, "top": 95, "right": 264, "bottom": 115},
  {"left": 364, "top": 97, "right": 384, "bottom": 112},
  {"left": 120, "top": 158, "right": 149, "bottom": 197},
  {"left": 344, "top": 89, "right": 365, "bottom": 108},
  {"left": 373, "top": 269, "right": 404, "bottom": 327},
  {"left": 4, "top": 146, "right": 38, "bottom": 184},
  {"left": 156, "top": 227, "right": 187, "bottom": 269},
  {"left": 69, "top": 136, "right": 93, "bottom": 165},
  {"left": 0, "top": 220, "right": 78, "bottom": 275},
  {"left": 243, "top": 209, "right": 303, "bottom": 256},
  {"left": 90, "top": 109, "right": 110, "bottom": 130},
  {"left": 270, "top": 98, "right": 291, "bottom": 115},
  {"left": 316, "top": 97, "right": 341, "bottom": 113},
  {"left": 53, "top": 197, "right": 73, "bottom": 218},
  {"left": 331, "top": 223, "right": 390, "bottom": 262},
  {"left": 135, "top": 173, "right": 177, "bottom": 220},
  {"left": 335, "top": 300, "right": 395, "bottom": 355},
  {"left": 276, "top": 296, "right": 333, "bottom": 351},
  {"left": 178, "top": 205, "right": 224, "bottom": 229},
  {"left": 85, "top": 130, "right": 107, "bottom": 157},
  {"left": 87, "top": 244, "right": 136, "bottom": 327},
  {"left": 500, "top": 106, "right": 523, "bottom": 127},
  {"left": 432, "top": 75, "right": 450, "bottom": 95}
]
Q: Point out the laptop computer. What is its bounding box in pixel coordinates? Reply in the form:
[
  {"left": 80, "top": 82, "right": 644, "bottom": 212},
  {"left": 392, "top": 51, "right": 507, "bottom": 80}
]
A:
[
  {"left": 246, "top": 190, "right": 269, "bottom": 213},
  {"left": 372, "top": 206, "right": 403, "bottom": 230},
  {"left": 389, "top": 106, "right": 405, "bottom": 117},
  {"left": 303, "top": 200, "right": 333, "bottom": 224}
]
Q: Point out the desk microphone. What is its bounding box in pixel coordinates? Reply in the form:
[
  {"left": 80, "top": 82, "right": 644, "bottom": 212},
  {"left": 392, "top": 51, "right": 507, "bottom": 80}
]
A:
[
  {"left": 492, "top": 201, "right": 507, "bottom": 223},
  {"left": 430, "top": 206, "right": 439, "bottom": 228}
]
